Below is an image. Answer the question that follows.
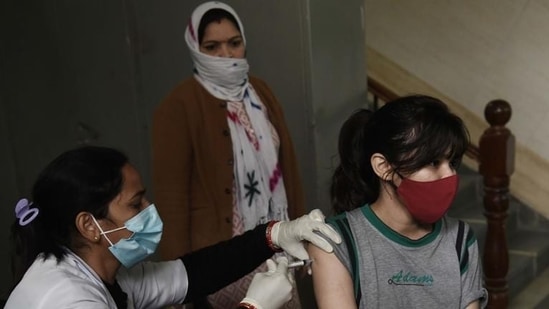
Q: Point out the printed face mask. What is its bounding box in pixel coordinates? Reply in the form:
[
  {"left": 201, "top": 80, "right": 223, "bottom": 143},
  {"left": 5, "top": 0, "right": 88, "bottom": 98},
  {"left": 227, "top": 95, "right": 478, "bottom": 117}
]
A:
[
  {"left": 92, "top": 204, "right": 163, "bottom": 268},
  {"left": 397, "top": 175, "right": 459, "bottom": 224}
]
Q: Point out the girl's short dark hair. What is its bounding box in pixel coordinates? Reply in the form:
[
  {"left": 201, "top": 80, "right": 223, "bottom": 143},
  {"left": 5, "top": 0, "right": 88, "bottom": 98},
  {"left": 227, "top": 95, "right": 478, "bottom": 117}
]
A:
[
  {"left": 331, "top": 95, "right": 470, "bottom": 213},
  {"left": 198, "top": 8, "right": 241, "bottom": 44},
  {"left": 10, "top": 146, "right": 128, "bottom": 284}
]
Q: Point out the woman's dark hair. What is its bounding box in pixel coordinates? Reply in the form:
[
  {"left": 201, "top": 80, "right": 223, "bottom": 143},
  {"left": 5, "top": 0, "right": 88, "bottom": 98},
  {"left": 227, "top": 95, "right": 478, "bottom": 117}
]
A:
[
  {"left": 331, "top": 95, "right": 470, "bottom": 213},
  {"left": 198, "top": 8, "right": 241, "bottom": 44},
  {"left": 10, "top": 146, "right": 128, "bottom": 284}
]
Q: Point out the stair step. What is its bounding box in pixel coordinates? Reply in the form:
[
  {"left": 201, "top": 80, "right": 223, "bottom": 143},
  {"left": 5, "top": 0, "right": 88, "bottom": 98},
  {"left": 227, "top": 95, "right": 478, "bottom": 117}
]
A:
[
  {"left": 507, "top": 230, "right": 549, "bottom": 298},
  {"left": 453, "top": 212, "right": 549, "bottom": 299},
  {"left": 508, "top": 254, "right": 535, "bottom": 299},
  {"left": 449, "top": 201, "right": 521, "bottom": 254},
  {"left": 452, "top": 169, "right": 482, "bottom": 207},
  {"left": 509, "top": 265, "right": 549, "bottom": 308},
  {"left": 508, "top": 229, "right": 549, "bottom": 275},
  {"left": 515, "top": 196, "right": 549, "bottom": 233}
]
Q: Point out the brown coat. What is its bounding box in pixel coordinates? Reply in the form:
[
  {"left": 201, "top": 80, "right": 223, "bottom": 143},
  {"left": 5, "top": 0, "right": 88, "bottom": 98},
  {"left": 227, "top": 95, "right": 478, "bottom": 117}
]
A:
[{"left": 152, "top": 76, "right": 305, "bottom": 259}]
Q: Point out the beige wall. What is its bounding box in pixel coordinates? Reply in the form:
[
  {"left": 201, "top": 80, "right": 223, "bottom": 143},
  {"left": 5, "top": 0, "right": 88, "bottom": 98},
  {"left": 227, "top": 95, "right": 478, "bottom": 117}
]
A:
[{"left": 365, "top": 0, "right": 549, "bottom": 218}]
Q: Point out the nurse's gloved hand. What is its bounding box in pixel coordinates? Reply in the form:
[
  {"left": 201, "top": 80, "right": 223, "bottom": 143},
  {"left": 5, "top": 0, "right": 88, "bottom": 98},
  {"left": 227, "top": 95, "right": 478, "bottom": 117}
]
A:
[
  {"left": 239, "top": 257, "right": 292, "bottom": 309},
  {"left": 269, "top": 209, "right": 342, "bottom": 260}
]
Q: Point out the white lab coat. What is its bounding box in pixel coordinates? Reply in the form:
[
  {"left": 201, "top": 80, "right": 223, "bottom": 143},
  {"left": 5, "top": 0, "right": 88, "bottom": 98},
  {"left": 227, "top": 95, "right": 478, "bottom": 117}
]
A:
[{"left": 5, "top": 250, "right": 188, "bottom": 308}]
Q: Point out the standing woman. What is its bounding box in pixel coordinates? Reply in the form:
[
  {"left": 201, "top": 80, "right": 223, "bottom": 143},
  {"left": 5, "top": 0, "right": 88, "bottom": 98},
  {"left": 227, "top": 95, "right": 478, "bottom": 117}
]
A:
[{"left": 152, "top": 1, "right": 304, "bottom": 307}]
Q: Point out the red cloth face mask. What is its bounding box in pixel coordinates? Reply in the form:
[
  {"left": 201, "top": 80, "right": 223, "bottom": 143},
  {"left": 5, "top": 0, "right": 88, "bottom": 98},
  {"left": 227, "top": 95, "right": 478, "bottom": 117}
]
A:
[{"left": 396, "top": 174, "right": 459, "bottom": 224}]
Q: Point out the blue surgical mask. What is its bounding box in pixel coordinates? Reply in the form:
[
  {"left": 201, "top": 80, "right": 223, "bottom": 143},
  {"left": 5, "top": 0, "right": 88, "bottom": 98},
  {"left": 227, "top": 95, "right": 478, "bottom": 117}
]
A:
[{"left": 91, "top": 204, "right": 163, "bottom": 268}]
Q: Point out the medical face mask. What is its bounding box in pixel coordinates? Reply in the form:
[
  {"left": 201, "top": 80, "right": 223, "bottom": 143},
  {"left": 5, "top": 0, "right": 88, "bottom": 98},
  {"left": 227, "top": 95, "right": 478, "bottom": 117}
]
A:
[
  {"left": 91, "top": 204, "right": 163, "bottom": 268},
  {"left": 396, "top": 175, "right": 459, "bottom": 224}
]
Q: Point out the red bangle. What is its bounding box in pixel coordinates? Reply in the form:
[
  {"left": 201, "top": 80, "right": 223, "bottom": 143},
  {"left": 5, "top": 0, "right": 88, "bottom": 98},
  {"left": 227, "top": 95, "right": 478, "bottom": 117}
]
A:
[
  {"left": 238, "top": 302, "right": 257, "bottom": 309},
  {"left": 266, "top": 220, "right": 283, "bottom": 252},
  {"left": 239, "top": 302, "right": 257, "bottom": 309}
]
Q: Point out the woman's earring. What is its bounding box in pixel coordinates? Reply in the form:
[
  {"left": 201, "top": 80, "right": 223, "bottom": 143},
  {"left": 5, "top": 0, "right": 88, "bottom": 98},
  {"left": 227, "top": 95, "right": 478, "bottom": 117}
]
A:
[{"left": 94, "top": 236, "right": 99, "bottom": 241}]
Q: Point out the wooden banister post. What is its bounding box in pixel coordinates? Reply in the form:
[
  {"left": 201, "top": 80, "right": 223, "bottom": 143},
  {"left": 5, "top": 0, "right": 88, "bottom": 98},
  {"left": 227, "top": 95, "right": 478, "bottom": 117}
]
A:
[{"left": 479, "top": 100, "right": 515, "bottom": 309}]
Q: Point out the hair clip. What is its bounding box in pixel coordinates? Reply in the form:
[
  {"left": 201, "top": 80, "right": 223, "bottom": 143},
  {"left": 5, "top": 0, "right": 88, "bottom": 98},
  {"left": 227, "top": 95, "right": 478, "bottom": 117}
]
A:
[{"left": 15, "top": 198, "right": 39, "bottom": 226}]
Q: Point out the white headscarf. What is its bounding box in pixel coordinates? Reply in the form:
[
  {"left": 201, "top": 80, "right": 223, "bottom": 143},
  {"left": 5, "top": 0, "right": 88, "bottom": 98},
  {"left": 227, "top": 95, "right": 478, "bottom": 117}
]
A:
[{"left": 185, "top": 1, "right": 289, "bottom": 231}]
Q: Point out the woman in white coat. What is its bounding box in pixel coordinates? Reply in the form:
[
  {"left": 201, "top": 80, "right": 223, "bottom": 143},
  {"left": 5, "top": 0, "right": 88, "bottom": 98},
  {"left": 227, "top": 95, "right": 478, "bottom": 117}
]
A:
[{"left": 6, "top": 146, "right": 340, "bottom": 309}]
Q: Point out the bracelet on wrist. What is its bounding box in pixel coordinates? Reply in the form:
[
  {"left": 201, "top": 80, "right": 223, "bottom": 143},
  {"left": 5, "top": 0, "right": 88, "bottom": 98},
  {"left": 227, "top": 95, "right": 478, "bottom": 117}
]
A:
[
  {"left": 266, "top": 220, "right": 283, "bottom": 252},
  {"left": 239, "top": 301, "right": 258, "bottom": 309}
]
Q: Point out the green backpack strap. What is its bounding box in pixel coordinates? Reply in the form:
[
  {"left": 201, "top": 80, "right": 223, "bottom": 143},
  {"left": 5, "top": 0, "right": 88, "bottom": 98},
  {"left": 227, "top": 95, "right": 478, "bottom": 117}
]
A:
[
  {"left": 327, "top": 215, "right": 362, "bottom": 306},
  {"left": 456, "top": 220, "right": 465, "bottom": 258},
  {"left": 455, "top": 220, "right": 469, "bottom": 274},
  {"left": 456, "top": 220, "right": 476, "bottom": 275}
]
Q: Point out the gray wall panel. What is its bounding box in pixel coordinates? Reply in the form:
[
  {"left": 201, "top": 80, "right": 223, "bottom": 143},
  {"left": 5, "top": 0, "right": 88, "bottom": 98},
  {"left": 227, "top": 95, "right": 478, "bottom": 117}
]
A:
[
  {"left": 0, "top": 0, "right": 366, "bottom": 302},
  {"left": 309, "top": 0, "right": 368, "bottom": 212}
]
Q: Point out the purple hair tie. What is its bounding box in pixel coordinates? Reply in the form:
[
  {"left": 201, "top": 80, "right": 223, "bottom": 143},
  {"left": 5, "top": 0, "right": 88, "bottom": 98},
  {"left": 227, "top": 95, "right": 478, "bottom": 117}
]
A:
[{"left": 15, "top": 198, "right": 39, "bottom": 226}]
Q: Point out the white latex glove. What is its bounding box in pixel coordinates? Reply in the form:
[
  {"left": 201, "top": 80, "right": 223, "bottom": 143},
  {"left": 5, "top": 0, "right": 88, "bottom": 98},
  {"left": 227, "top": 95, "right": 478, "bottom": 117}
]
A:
[
  {"left": 271, "top": 209, "right": 342, "bottom": 260},
  {"left": 240, "top": 257, "right": 292, "bottom": 309}
]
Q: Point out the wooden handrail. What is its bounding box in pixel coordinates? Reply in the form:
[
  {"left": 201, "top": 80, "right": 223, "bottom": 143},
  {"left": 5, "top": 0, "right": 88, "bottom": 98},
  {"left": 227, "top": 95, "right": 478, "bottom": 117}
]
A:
[
  {"left": 367, "top": 77, "right": 399, "bottom": 104},
  {"left": 367, "top": 78, "right": 515, "bottom": 309}
]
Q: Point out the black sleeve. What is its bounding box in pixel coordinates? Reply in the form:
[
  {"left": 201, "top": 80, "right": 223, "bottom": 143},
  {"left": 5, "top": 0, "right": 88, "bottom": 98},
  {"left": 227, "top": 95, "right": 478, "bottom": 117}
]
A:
[{"left": 181, "top": 223, "right": 274, "bottom": 303}]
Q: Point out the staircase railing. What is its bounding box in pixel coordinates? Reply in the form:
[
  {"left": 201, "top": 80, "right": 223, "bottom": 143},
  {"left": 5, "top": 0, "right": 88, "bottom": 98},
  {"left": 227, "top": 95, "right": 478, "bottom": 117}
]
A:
[
  {"left": 367, "top": 77, "right": 515, "bottom": 309},
  {"left": 479, "top": 100, "right": 514, "bottom": 309}
]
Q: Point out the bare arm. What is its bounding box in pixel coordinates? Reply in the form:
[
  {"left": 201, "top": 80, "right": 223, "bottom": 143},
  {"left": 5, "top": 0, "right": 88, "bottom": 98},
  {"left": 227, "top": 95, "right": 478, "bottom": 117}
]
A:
[
  {"left": 308, "top": 243, "right": 357, "bottom": 309},
  {"left": 465, "top": 300, "right": 480, "bottom": 309}
]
